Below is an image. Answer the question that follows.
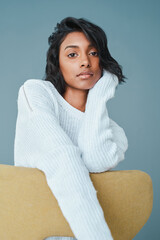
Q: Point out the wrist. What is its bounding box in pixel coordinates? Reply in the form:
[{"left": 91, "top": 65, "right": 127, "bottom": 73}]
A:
[{"left": 88, "top": 70, "right": 118, "bottom": 101}]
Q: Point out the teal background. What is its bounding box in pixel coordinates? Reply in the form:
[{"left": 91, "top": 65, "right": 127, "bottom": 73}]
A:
[{"left": 0, "top": 0, "right": 159, "bottom": 239}]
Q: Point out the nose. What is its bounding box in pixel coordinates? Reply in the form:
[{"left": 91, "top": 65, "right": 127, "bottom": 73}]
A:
[{"left": 80, "top": 54, "right": 91, "bottom": 68}]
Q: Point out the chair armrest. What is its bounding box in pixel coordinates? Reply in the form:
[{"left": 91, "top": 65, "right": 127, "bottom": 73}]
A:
[{"left": 0, "top": 164, "right": 153, "bottom": 240}]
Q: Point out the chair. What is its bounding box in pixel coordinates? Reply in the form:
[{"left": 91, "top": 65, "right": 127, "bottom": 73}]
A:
[{"left": 0, "top": 164, "right": 153, "bottom": 240}]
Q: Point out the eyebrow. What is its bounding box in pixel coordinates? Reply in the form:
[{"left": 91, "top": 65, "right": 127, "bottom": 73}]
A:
[{"left": 64, "top": 44, "right": 95, "bottom": 50}]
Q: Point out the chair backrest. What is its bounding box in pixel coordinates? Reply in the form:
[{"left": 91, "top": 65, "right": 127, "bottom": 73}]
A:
[{"left": 0, "top": 164, "right": 153, "bottom": 240}]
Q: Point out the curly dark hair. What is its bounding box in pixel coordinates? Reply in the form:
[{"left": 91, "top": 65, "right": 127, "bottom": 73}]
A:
[{"left": 44, "top": 16, "right": 127, "bottom": 96}]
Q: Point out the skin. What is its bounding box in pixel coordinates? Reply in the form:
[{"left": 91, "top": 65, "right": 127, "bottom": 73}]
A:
[{"left": 59, "top": 31, "right": 102, "bottom": 112}]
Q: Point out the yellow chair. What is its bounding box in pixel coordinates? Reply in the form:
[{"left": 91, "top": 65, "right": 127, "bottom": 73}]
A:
[{"left": 0, "top": 164, "right": 153, "bottom": 240}]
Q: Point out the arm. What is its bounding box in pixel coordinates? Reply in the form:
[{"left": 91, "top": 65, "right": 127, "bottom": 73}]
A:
[
  {"left": 77, "top": 70, "right": 128, "bottom": 173},
  {"left": 109, "top": 118, "right": 128, "bottom": 164},
  {"left": 14, "top": 79, "right": 113, "bottom": 240}
]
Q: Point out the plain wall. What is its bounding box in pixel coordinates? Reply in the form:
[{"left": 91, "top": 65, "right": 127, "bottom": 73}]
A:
[{"left": 0, "top": 0, "right": 159, "bottom": 239}]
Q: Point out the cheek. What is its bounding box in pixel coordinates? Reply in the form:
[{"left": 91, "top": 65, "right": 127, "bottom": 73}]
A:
[
  {"left": 61, "top": 62, "right": 79, "bottom": 80},
  {"left": 60, "top": 67, "right": 70, "bottom": 80},
  {"left": 60, "top": 57, "right": 75, "bottom": 73},
  {"left": 59, "top": 59, "right": 68, "bottom": 75},
  {"left": 59, "top": 60, "right": 74, "bottom": 82},
  {"left": 94, "top": 67, "right": 102, "bottom": 82},
  {"left": 92, "top": 58, "right": 101, "bottom": 69}
]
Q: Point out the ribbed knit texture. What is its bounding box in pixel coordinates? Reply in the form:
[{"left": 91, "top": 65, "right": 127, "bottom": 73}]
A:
[
  {"left": 77, "top": 70, "right": 128, "bottom": 172},
  {"left": 14, "top": 69, "right": 128, "bottom": 240}
]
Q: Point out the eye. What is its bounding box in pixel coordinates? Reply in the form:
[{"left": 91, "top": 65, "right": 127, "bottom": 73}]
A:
[
  {"left": 89, "top": 51, "right": 99, "bottom": 56},
  {"left": 67, "top": 53, "right": 78, "bottom": 58}
]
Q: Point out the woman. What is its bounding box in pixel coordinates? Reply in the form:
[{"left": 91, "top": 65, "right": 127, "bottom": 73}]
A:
[{"left": 14, "top": 17, "right": 128, "bottom": 240}]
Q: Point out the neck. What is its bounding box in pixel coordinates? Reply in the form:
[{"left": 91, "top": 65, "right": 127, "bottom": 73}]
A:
[{"left": 63, "top": 87, "right": 89, "bottom": 112}]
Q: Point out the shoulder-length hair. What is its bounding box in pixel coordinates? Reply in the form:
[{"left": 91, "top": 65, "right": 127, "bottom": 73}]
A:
[{"left": 44, "top": 16, "right": 127, "bottom": 95}]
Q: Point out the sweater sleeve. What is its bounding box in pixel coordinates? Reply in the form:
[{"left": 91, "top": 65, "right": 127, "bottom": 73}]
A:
[
  {"left": 77, "top": 70, "right": 128, "bottom": 173},
  {"left": 14, "top": 79, "right": 114, "bottom": 240}
]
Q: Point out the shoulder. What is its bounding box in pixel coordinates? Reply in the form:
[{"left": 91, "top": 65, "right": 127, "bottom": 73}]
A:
[
  {"left": 23, "top": 79, "right": 53, "bottom": 94},
  {"left": 18, "top": 79, "right": 59, "bottom": 114}
]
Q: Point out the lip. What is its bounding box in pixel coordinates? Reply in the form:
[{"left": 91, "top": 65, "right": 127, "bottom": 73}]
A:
[
  {"left": 78, "top": 74, "right": 93, "bottom": 79},
  {"left": 77, "top": 71, "right": 94, "bottom": 76}
]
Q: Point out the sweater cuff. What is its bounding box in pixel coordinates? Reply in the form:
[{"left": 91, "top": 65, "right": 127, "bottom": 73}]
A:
[{"left": 87, "top": 70, "right": 118, "bottom": 104}]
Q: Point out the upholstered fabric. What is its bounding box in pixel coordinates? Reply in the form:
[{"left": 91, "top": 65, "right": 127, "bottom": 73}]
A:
[{"left": 0, "top": 164, "right": 153, "bottom": 240}]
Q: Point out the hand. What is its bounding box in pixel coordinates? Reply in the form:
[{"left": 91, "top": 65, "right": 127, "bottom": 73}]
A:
[{"left": 88, "top": 69, "right": 118, "bottom": 101}]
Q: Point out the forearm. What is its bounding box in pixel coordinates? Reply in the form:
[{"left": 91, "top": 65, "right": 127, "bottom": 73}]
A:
[
  {"left": 109, "top": 118, "right": 128, "bottom": 161},
  {"left": 78, "top": 96, "right": 119, "bottom": 172},
  {"left": 78, "top": 70, "right": 128, "bottom": 173},
  {"left": 28, "top": 112, "right": 114, "bottom": 240}
]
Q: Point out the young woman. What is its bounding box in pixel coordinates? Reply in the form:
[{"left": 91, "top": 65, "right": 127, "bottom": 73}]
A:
[{"left": 14, "top": 17, "right": 128, "bottom": 240}]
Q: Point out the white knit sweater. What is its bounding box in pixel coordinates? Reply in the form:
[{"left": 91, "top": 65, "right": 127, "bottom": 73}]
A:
[{"left": 14, "top": 69, "right": 128, "bottom": 240}]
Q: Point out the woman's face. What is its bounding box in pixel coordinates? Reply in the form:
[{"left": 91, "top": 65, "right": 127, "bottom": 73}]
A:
[{"left": 59, "top": 31, "right": 102, "bottom": 91}]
